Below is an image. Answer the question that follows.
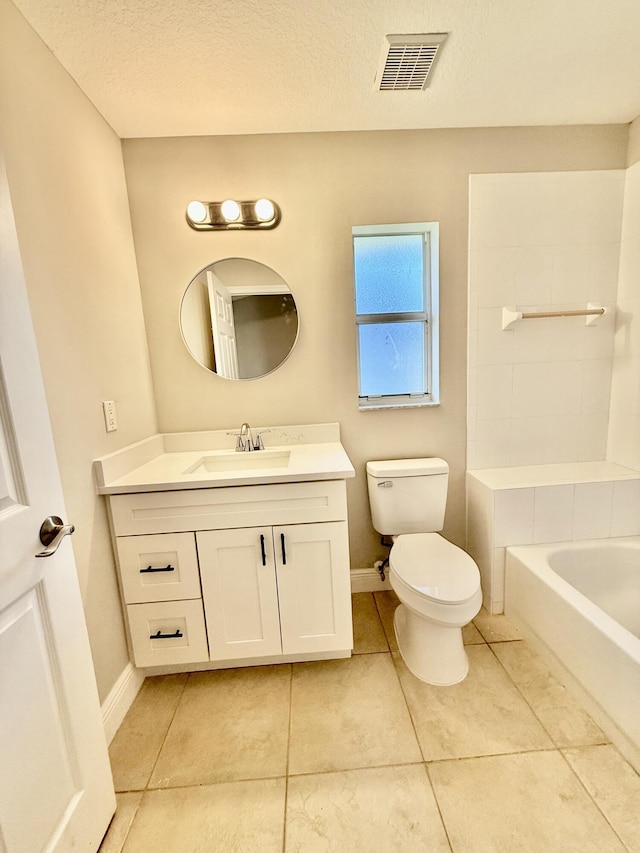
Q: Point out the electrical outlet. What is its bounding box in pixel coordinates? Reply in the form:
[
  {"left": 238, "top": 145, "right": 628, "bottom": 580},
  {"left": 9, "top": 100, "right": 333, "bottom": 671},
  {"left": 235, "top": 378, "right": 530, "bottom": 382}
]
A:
[{"left": 102, "top": 400, "right": 118, "bottom": 432}]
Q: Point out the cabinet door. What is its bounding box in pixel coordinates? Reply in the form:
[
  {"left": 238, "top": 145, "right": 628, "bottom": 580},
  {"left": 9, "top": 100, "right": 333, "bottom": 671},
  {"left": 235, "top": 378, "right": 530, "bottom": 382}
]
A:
[
  {"left": 274, "top": 521, "right": 353, "bottom": 654},
  {"left": 197, "top": 528, "right": 282, "bottom": 660}
]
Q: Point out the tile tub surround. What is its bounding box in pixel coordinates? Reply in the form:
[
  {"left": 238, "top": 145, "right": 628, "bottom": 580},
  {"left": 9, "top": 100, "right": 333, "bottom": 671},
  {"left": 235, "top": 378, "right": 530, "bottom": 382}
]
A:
[
  {"left": 100, "top": 596, "right": 640, "bottom": 853},
  {"left": 467, "top": 170, "right": 625, "bottom": 471},
  {"left": 466, "top": 461, "right": 640, "bottom": 613}
]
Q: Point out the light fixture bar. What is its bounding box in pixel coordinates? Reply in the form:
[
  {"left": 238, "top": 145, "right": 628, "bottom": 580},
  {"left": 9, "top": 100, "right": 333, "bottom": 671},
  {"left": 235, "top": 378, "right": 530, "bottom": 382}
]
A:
[{"left": 186, "top": 198, "right": 281, "bottom": 230}]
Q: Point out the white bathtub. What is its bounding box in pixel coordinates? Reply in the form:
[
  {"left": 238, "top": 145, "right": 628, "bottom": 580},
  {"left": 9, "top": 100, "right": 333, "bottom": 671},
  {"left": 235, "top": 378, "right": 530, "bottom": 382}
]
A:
[{"left": 505, "top": 537, "right": 640, "bottom": 769}]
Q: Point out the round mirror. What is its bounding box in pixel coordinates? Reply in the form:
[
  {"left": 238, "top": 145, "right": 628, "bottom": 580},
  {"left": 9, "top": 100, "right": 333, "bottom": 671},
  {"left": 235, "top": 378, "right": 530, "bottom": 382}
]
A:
[{"left": 180, "top": 258, "right": 299, "bottom": 380}]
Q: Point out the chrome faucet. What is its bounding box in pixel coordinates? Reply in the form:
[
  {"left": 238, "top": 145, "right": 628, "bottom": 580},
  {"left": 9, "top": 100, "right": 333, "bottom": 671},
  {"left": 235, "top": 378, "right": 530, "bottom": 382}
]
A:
[
  {"left": 226, "top": 423, "right": 271, "bottom": 451},
  {"left": 239, "top": 422, "right": 254, "bottom": 452}
]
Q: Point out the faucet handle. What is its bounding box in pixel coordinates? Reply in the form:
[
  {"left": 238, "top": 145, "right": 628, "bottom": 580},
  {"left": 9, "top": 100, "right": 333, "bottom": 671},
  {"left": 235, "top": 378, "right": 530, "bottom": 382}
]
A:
[
  {"left": 226, "top": 430, "right": 245, "bottom": 451},
  {"left": 254, "top": 429, "right": 271, "bottom": 450}
]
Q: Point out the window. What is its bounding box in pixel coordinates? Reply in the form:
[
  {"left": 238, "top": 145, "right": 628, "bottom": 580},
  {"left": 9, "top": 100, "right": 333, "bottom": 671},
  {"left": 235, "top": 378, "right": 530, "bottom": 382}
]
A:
[{"left": 352, "top": 222, "right": 439, "bottom": 409}]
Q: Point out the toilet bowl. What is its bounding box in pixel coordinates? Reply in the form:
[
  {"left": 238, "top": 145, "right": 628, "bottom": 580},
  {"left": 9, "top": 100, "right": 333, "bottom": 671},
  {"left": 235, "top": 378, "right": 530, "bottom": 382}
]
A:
[
  {"left": 389, "top": 533, "right": 482, "bottom": 685},
  {"left": 366, "top": 458, "right": 482, "bottom": 686}
]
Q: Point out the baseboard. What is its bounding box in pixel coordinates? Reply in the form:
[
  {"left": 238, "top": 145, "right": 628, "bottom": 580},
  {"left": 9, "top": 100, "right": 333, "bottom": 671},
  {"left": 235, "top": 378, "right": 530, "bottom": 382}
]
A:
[
  {"left": 351, "top": 566, "right": 392, "bottom": 593},
  {"left": 101, "top": 662, "right": 145, "bottom": 744}
]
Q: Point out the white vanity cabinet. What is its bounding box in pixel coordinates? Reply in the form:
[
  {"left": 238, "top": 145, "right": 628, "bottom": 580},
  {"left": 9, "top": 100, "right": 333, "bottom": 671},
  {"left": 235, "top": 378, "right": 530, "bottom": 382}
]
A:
[{"left": 107, "top": 478, "right": 353, "bottom": 671}]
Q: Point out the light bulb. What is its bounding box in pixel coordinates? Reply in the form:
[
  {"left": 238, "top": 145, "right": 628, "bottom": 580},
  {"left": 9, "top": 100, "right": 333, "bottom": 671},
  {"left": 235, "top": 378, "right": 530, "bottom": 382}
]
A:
[
  {"left": 186, "top": 200, "right": 208, "bottom": 223},
  {"left": 221, "top": 199, "right": 241, "bottom": 222},
  {"left": 255, "top": 198, "right": 275, "bottom": 221}
]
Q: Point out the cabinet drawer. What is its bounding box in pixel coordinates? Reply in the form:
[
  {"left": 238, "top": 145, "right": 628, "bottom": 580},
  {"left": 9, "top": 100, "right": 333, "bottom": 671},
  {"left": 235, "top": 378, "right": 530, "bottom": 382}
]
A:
[
  {"left": 127, "top": 600, "right": 209, "bottom": 668},
  {"left": 116, "top": 533, "right": 201, "bottom": 603},
  {"left": 109, "top": 480, "right": 348, "bottom": 535}
]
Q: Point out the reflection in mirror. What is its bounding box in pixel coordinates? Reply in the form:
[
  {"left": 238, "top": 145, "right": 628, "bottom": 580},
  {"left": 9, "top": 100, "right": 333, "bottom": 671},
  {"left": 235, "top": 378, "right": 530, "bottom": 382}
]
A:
[{"left": 180, "top": 258, "right": 299, "bottom": 380}]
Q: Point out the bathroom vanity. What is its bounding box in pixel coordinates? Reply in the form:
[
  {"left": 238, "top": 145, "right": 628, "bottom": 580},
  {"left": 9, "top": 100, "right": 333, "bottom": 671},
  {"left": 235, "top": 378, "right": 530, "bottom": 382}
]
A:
[{"left": 94, "top": 424, "right": 355, "bottom": 672}]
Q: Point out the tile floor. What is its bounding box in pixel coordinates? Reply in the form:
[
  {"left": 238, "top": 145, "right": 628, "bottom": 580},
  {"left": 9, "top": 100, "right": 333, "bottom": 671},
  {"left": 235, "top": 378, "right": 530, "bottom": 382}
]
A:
[{"left": 100, "top": 593, "right": 640, "bottom": 852}]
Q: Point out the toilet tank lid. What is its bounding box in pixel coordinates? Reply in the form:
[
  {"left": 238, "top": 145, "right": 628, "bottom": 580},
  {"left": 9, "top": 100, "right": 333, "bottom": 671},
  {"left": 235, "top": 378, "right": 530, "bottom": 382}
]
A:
[{"left": 366, "top": 458, "right": 449, "bottom": 478}]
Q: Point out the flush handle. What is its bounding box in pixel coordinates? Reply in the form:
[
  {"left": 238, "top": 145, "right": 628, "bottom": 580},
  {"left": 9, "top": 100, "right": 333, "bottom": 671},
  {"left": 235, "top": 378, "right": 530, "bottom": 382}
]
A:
[
  {"left": 377, "top": 481, "right": 393, "bottom": 488},
  {"left": 36, "top": 515, "right": 75, "bottom": 558}
]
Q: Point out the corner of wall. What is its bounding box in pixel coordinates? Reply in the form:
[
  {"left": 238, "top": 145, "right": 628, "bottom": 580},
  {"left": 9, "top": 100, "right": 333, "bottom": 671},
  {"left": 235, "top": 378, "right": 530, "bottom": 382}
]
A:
[{"left": 626, "top": 115, "right": 640, "bottom": 166}]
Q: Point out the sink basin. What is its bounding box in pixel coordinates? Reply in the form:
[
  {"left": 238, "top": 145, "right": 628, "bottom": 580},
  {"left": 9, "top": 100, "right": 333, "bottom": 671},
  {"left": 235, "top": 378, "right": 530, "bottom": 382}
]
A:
[{"left": 184, "top": 450, "right": 291, "bottom": 475}]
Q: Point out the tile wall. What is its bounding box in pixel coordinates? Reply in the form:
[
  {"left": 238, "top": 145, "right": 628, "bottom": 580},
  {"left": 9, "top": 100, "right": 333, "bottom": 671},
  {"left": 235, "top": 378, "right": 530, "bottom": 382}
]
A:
[
  {"left": 468, "top": 171, "right": 625, "bottom": 469},
  {"left": 608, "top": 160, "right": 640, "bottom": 469},
  {"left": 467, "top": 466, "right": 640, "bottom": 613}
]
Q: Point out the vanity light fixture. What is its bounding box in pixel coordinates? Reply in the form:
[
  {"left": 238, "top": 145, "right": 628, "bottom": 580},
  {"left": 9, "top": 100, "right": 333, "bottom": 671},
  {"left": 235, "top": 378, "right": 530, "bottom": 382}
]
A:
[{"left": 185, "top": 197, "right": 281, "bottom": 230}]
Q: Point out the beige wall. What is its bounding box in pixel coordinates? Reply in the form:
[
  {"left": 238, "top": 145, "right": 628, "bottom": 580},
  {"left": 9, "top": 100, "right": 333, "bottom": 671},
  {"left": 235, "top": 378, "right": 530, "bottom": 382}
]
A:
[
  {"left": 0, "top": 0, "right": 157, "bottom": 701},
  {"left": 123, "top": 127, "right": 627, "bottom": 570}
]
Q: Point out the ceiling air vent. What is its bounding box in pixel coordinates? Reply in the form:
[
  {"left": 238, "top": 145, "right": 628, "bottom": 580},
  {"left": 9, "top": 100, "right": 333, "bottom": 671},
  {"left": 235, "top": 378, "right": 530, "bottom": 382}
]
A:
[{"left": 376, "top": 33, "right": 448, "bottom": 91}]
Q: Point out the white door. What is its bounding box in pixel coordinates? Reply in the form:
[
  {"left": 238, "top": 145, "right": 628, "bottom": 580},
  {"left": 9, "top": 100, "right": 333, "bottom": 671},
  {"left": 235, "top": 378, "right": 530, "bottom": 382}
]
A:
[
  {"left": 0, "top": 153, "right": 115, "bottom": 852},
  {"left": 206, "top": 271, "right": 239, "bottom": 379},
  {"left": 197, "top": 527, "right": 282, "bottom": 660},
  {"left": 275, "top": 522, "right": 353, "bottom": 655}
]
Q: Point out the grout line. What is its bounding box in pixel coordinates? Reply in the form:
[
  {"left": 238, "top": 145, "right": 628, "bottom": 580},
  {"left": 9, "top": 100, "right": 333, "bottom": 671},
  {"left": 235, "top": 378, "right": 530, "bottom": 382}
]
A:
[
  {"left": 286, "top": 758, "right": 426, "bottom": 780},
  {"left": 485, "top": 640, "right": 609, "bottom": 753},
  {"left": 423, "top": 762, "right": 454, "bottom": 853},
  {"left": 371, "top": 590, "right": 394, "bottom": 652},
  {"left": 388, "top": 648, "right": 428, "bottom": 764},
  {"left": 424, "top": 746, "right": 570, "bottom": 766},
  {"left": 485, "top": 639, "right": 564, "bottom": 747},
  {"left": 282, "top": 663, "right": 293, "bottom": 853},
  {"left": 143, "top": 673, "right": 191, "bottom": 792},
  {"left": 556, "top": 746, "right": 632, "bottom": 852}
]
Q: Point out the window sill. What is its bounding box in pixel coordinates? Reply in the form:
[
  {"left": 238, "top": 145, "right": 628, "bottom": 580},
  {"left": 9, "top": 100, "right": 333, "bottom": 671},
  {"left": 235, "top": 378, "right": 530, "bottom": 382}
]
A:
[{"left": 358, "top": 396, "right": 440, "bottom": 411}]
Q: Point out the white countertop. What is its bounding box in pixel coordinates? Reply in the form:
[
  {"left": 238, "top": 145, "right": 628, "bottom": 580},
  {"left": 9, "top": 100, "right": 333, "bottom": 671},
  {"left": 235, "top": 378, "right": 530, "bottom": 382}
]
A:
[{"left": 94, "top": 424, "right": 355, "bottom": 494}]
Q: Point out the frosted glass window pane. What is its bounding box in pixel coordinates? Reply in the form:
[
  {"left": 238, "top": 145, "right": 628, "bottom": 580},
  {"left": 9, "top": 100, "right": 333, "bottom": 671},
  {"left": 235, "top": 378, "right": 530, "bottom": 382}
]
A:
[
  {"left": 359, "top": 323, "right": 425, "bottom": 396},
  {"left": 354, "top": 235, "right": 424, "bottom": 314}
]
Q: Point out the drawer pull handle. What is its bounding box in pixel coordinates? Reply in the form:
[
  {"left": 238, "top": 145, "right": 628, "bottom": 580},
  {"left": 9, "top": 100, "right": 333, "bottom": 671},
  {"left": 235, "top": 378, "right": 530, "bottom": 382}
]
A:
[
  {"left": 140, "top": 564, "right": 175, "bottom": 574},
  {"left": 260, "top": 534, "right": 267, "bottom": 566},
  {"left": 150, "top": 629, "right": 184, "bottom": 640},
  {"left": 281, "top": 533, "right": 287, "bottom": 565}
]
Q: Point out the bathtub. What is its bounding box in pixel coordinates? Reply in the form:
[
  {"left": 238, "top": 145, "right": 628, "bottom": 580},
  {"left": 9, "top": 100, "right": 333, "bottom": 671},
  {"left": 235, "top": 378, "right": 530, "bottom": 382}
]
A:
[{"left": 505, "top": 537, "right": 640, "bottom": 769}]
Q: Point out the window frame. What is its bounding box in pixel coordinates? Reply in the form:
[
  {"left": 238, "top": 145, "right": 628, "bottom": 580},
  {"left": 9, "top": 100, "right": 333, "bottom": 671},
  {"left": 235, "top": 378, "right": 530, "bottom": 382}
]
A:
[{"left": 352, "top": 221, "right": 440, "bottom": 410}]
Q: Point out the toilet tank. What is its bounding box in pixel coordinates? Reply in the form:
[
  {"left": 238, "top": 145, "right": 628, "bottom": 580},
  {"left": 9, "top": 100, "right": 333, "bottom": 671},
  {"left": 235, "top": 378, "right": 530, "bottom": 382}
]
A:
[{"left": 366, "top": 458, "right": 449, "bottom": 535}]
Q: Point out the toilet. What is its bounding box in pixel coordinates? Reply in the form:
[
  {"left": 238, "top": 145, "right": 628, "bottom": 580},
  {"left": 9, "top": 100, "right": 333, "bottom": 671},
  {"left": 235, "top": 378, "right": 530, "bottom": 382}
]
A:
[{"left": 366, "top": 458, "right": 482, "bottom": 686}]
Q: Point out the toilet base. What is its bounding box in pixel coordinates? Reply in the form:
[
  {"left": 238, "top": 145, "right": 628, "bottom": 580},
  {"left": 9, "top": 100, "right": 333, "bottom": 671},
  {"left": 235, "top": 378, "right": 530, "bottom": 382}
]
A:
[{"left": 394, "top": 604, "right": 470, "bottom": 686}]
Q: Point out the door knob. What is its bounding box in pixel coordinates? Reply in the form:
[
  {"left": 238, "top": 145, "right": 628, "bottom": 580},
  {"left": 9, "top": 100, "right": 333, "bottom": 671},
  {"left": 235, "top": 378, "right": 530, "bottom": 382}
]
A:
[{"left": 36, "top": 515, "right": 75, "bottom": 558}]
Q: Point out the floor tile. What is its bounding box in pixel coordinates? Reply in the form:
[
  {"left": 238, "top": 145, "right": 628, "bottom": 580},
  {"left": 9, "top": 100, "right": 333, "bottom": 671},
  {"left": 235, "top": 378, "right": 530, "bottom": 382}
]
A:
[
  {"left": 429, "top": 751, "right": 627, "bottom": 852},
  {"left": 395, "top": 645, "right": 554, "bottom": 761},
  {"left": 462, "top": 620, "right": 485, "bottom": 644},
  {"left": 122, "top": 779, "right": 286, "bottom": 853},
  {"left": 149, "top": 665, "right": 290, "bottom": 787},
  {"left": 98, "top": 792, "right": 142, "bottom": 853},
  {"left": 492, "top": 640, "right": 608, "bottom": 748},
  {"left": 563, "top": 744, "right": 640, "bottom": 853},
  {"left": 373, "top": 590, "right": 399, "bottom": 651},
  {"left": 473, "top": 607, "right": 522, "bottom": 642},
  {"left": 288, "top": 653, "right": 421, "bottom": 775},
  {"left": 352, "top": 592, "right": 389, "bottom": 654},
  {"left": 108, "top": 674, "right": 188, "bottom": 791},
  {"left": 285, "top": 764, "right": 450, "bottom": 852}
]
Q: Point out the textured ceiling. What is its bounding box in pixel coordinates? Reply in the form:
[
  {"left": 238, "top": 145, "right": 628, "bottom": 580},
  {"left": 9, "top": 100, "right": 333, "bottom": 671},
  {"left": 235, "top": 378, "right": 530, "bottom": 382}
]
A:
[{"left": 12, "top": 0, "right": 640, "bottom": 138}]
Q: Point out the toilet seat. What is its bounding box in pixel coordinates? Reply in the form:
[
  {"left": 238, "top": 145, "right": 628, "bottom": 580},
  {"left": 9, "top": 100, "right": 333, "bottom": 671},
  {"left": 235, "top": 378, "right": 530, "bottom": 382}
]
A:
[{"left": 390, "top": 533, "right": 480, "bottom": 605}]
